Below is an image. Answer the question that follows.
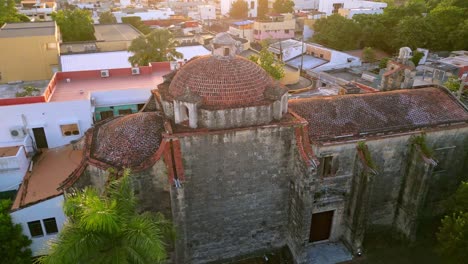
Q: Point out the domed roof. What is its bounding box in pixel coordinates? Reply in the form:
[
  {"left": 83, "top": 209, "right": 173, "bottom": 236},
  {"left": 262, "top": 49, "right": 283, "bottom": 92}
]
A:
[
  {"left": 92, "top": 112, "right": 165, "bottom": 168},
  {"left": 168, "top": 55, "right": 274, "bottom": 108}
]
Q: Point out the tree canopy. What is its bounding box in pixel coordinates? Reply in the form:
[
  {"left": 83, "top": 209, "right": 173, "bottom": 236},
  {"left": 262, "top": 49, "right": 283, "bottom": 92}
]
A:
[
  {"left": 249, "top": 44, "right": 285, "bottom": 80},
  {"left": 229, "top": 0, "right": 248, "bottom": 19},
  {"left": 52, "top": 9, "right": 95, "bottom": 42},
  {"left": 257, "top": 0, "right": 269, "bottom": 19},
  {"left": 362, "top": 47, "right": 376, "bottom": 63},
  {"left": 311, "top": 14, "right": 361, "bottom": 51},
  {"left": 311, "top": 0, "right": 468, "bottom": 53},
  {"left": 128, "top": 29, "right": 182, "bottom": 67},
  {"left": 272, "top": 0, "right": 295, "bottom": 14},
  {"left": 38, "top": 170, "right": 173, "bottom": 264},
  {"left": 0, "top": 199, "right": 32, "bottom": 264},
  {"left": 98, "top": 11, "right": 117, "bottom": 24},
  {"left": 437, "top": 182, "right": 468, "bottom": 263},
  {"left": 121, "top": 16, "right": 151, "bottom": 34},
  {"left": 0, "top": 0, "right": 29, "bottom": 26}
]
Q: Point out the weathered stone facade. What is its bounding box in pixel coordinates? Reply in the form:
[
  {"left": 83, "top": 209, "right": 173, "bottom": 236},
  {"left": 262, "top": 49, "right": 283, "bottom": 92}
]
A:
[{"left": 62, "top": 33, "right": 468, "bottom": 264}]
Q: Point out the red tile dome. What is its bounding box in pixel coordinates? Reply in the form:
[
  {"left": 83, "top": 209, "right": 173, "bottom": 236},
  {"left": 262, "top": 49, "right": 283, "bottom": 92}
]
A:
[
  {"left": 91, "top": 112, "right": 165, "bottom": 168},
  {"left": 168, "top": 55, "right": 274, "bottom": 107}
]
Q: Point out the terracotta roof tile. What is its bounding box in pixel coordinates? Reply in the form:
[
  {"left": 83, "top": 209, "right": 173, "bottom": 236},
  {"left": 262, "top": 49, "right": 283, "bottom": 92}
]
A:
[
  {"left": 289, "top": 87, "right": 468, "bottom": 142},
  {"left": 91, "top": 112, "right": 165, "bottom": 168},
  {"left": 168, "top": 55, "right": 276, "bottom": 107}
]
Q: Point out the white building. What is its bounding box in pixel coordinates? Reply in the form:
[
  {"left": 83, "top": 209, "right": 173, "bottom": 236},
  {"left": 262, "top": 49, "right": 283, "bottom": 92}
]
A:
[
  {"left": 268, "top": 39, "right": 361, "bottom": 72},
  {"left": 293, "top": 0, "right": 319, "bottom": 10},
  {"left": 3, "top": 63, "right": 173, "bottom": 255},
  {"left": 338, "top": 7, "right": 384, "bottom": 18},
  {"left": 18, "top": 1, "right": 57, "bottom": 21},
  {"left": 113, "top": 8, "right": 175, "bottom": 23},
  {"left": 188, "top": 4, "right": 216, "bottom": 21},
  {"left": 318, "top": 0, "right": 387, "bottom": 16},
  {"left": 221, "top": 0, "right": 257, "bottom": 18}
]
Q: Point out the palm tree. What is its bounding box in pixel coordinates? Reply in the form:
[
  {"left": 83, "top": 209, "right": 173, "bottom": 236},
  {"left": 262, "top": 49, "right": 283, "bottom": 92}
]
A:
[
  {"left": 128, "top": 29, "right": 183, "bottom": 67},
  {"left": 38, "top": 169, "right": 173, "bottom": 264}
]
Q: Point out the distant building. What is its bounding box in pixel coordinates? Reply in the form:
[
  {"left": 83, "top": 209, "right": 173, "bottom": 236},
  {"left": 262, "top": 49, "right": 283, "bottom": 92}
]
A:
[
  {"left": 420, "top": 51, "right": 468, "bottom": 85},
  {"left": 0, "top": 22, "right": 59, "bottom": 84},
  {"left": 267, "top": 39, "right": 361, "bottom": 72},
  {"left": 253, "top": 13, "right": 295, "bottom": 42},
  {"left": 112, "top": 8, "right": 175, "bottom": 23},
  {"left": 18, "top": 1, "right": 57, "bottom": 21},
  {"left": 318, "top": 0, "right": 387, "bottom": 16},
  {"left": 338, "top": 6, "right": 384, "bottom": 18},
  {"left": 59, "top": 24, "right": 141, "bottom": 55},
  {"left": 229, "top": 20, "right": 254, "bottom": 42},
  {"left": 298, "top": 11, "right": 326, "bottom": 40},
  {"left": 188, "top": 4, "right": 216, "bottom": 22},
  {"left": 380, "top": 47, "right": 416, "bottom": 90},
  {"left": 221, "top": 0, "right": 257, "bottom": 18}
]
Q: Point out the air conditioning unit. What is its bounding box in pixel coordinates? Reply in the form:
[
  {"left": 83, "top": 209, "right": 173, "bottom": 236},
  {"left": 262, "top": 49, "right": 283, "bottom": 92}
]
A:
[
  {"left": 131, "top": 67, "right": 140, "bottom": 75},
  {"left": 100, "top": 70, "right": 109, "bottom": 78},
  {"left": 10, "top": 126, "right": 26, "bottom": 139}
]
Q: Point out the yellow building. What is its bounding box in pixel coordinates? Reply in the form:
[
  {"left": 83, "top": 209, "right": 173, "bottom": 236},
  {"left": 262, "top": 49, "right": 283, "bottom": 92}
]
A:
[{"left": 0, "top": 22, "right": 59, "bottom": 84}]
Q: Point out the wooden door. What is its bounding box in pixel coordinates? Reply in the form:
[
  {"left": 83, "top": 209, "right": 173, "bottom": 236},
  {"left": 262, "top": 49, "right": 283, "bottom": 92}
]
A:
[
  {"left": 309, "top": 210, "right": 334, "bottom": 242},
  {"left": 33, "top": 127, "right": 48, "bottom": 149}
]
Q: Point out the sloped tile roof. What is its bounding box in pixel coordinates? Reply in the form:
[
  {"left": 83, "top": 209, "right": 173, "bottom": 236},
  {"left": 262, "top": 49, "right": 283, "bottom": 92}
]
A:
[{"left": 289, "top": 87, "right": 468, "bottom": 142}]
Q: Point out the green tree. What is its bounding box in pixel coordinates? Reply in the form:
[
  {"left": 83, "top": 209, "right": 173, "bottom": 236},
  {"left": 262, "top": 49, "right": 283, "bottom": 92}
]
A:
[
  {"left": 0, "top": 0, "right": 29, "bottom": 26},
  {"left": 353, "top": 14, "right": 392, "bottom": 52},
  {"left": 379, "top": 57, "right": 390, "bottom": 69},
  {"left": 257, "top": 0, "right": 269, "bottom": 19},
  {"left": 427, "top": 5, "right": 466, "bottom": 51},
  {"left": 0, "top": 199, "right": 32, "bottom": 263},
  {"left": 312, "top": 14, "right": 361, "bottom": 51},
  {"left": 15, "top": 85, "right": 40, "bottom": 97},
  {"left": 393, "top": 16, "right": 434, "bottom": 50},
  {"left": 444, "top": 75, "right": 462, "bottom": 93},
  {"left": 229, "top": 0, "right": 248, "bottom": 19},
  {"left": 410, "top": 50, "right": 424, "bottom": 66},
  {"left": 249, "top": 44, "right": 284, "bottom": 80},
  {"left": 437, "top": 182, "right": 468, "bottom": 263},
  {"left": 272, "top": 0, "right": 295, "bottom": 13},
  {"left": 38, "top": 170, "right": 173, "bottom": 264},
  {"left": 128, "top": 29, "right": 182, "bottom": 67},
  {"left": 122, "top": 16, "right": 151, "bottom": 34},
  {"left": 98, "top": 11, "right": 117, "bottom": 24},
  {"left": 52, "top": 9, "right": 95, "bottom": 42},
  {"left": 362, "top": 47, "right": 376, "bottom": 63}
]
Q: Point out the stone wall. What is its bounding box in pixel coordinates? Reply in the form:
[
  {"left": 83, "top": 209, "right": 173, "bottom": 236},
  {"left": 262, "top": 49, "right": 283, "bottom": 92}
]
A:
[
  {"left": 311, "top": 125, "right": 468, "bottom": 246},
  {"left": 71, "top": 159, "right": 171, "bottom": 216},
  {"left": 173, "top": 126, "right": 300, "bottom": 263}
]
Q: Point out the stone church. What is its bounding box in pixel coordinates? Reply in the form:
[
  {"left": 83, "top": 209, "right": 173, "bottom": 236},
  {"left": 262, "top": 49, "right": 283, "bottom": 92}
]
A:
[{"left": 61, "top": 33, "right": 468, "bottom": 264}]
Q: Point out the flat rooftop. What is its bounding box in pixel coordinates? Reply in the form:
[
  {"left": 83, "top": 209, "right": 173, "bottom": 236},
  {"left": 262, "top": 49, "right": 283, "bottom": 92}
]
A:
[
  {"left": 0, "top": 80, "right": 49, "bottom": 99},
  {"left": 0, "top": 22, "right": 55, "bottom": 38},
  {"left": 438, "top": 55, "right": 468, "bottom": 67},
  {"left": 49, "top": 64, "right": 171, "bottom": 102},
  {"left": 94, "top": 24, "right": 141, "bottom": 42},
  {"left": 286, "top": 55, "right": 327, "bottom": 70},
  {"left": 0, "top": 146, "right": 20, "bottom": 158},
  {"left": 269, "top": 39, "right": 303, "bottom": 51},
  {"left": 324, "top": 69, "right": 376, "bottom": 88},
  {"left": 12, "top": 145, "right": 82, "bottom": 210}
]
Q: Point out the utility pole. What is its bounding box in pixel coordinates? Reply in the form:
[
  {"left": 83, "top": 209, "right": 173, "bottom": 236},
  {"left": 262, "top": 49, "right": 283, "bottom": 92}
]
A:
[{"left": 299, "top": 36, "right": 304, "bottom": 73}]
